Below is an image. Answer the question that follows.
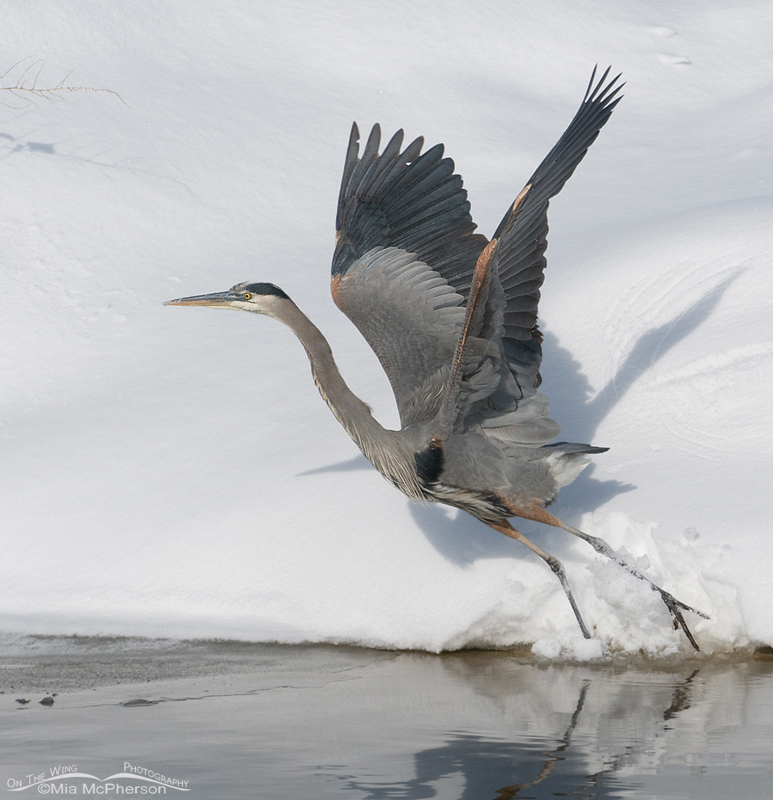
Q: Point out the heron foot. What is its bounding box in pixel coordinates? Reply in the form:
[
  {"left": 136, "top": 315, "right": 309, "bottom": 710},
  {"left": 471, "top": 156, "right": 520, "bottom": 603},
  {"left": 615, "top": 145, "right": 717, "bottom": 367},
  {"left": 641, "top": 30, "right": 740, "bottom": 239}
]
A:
[
  {"left": 509, "top": 506, "right": 709, "bottom": 651},
  {"left": 656, "top": 588, "right": 708, "bottom": 652},
  {"left": 561, "top": 520, "right": 709, "bottom": 651}
]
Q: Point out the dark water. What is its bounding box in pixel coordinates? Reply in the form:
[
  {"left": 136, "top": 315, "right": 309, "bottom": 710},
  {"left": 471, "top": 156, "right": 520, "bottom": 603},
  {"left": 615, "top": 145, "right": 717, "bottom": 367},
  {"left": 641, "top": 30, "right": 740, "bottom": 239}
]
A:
[{"left": 2, "top": 638, "right": 773, "bottom": 798}]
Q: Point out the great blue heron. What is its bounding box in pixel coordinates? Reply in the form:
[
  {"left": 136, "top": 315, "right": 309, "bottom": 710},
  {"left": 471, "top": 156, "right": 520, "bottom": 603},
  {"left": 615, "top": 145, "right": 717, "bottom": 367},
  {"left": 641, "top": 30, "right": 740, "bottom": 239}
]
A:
[{"left": 166, "top": 67, "right": 707, "bottom": 650}]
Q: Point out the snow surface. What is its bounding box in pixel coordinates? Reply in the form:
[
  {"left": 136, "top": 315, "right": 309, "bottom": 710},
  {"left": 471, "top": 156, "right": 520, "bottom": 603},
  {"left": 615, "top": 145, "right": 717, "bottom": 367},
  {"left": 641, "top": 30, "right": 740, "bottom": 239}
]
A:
[{"left": 2, "top": 1, "right": 772, "bottom": 658}]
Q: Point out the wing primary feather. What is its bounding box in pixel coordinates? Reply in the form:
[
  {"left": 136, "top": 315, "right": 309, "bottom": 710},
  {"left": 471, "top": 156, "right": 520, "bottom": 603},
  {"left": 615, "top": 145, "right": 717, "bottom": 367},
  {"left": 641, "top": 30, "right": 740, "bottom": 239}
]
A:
[
  {"left": 333, "top": 121, "right": 487, "bottom": 285},
  {"left": 347, "top": 124, "right": 381, "bottom": 198},
  {"left": 380, "top": 145, "right": 449, "bottom": 213},
  {"left": 363, "top": 128, "right": 405, "bottom": 195},
  {"left": 335, "top": 123, "right": 361, "bottom": 230},
  {"left": 492, "top": 67, "right": 623, "bottom": 242}
]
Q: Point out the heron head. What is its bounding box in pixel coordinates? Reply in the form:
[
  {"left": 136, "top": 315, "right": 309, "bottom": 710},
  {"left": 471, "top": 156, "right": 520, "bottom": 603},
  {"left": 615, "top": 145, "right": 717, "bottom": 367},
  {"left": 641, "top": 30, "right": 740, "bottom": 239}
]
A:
[{"left": 164, "top": 281, "right": 291, "bottom": 316}]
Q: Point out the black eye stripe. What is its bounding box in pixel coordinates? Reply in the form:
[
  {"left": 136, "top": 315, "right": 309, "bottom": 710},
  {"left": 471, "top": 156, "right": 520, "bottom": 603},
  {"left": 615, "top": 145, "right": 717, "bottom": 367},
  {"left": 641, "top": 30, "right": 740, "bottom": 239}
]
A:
[{"left": 241, "top": 282, "right": 290, "bottom": 299}]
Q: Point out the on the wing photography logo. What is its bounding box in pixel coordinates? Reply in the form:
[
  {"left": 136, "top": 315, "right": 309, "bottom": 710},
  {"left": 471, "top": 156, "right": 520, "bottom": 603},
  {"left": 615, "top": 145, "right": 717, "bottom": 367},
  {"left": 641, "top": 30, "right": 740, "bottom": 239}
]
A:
[{"left": 6, "top": 763, "right": 190, "bottom": 794}]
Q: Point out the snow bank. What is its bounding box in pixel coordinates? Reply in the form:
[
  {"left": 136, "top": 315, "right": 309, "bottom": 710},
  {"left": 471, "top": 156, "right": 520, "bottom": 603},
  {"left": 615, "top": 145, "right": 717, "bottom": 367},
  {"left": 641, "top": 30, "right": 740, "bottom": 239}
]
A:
[{"left": 2, "top": 0, "right": 771, "bottom": 657}]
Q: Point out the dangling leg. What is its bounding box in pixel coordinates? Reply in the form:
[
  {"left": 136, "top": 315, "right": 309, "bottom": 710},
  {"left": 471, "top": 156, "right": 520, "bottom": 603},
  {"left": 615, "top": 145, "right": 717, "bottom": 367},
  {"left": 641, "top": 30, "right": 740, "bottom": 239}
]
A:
[
  {"left": 514, "top": 505, "right": 708, "bottom": 651},
  {"left": 488, "top": 519, "right": 591, "bottom": 640}
]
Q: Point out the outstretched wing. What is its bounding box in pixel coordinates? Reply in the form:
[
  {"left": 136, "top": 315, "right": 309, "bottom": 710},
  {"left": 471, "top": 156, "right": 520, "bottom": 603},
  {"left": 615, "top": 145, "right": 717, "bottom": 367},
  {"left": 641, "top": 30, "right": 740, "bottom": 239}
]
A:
[
  {"left": 331, "top": 67, "right": 622, "bottom": 432},
  {"left": 435, "top": 68, "right": 623, "bottom": 442},
  {"left": 332, "top": 123, "right": 489, "bottom": 426},
  {"left": 491, "top": 66, "right": 623, "bottom": 400}
]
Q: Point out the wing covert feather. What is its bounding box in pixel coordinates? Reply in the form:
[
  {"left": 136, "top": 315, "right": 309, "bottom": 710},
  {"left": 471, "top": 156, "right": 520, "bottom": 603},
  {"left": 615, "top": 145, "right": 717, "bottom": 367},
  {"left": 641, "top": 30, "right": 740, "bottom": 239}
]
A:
[{"left": 332, "top": 247, "right": 466, "bottom": 427}]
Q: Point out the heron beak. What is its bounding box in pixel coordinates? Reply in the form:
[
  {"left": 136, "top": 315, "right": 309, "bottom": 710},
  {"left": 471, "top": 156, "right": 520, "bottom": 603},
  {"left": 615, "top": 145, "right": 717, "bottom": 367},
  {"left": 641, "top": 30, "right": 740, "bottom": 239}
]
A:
[{"left": 163, "top": 291, "right": 239, "bottom": 308}]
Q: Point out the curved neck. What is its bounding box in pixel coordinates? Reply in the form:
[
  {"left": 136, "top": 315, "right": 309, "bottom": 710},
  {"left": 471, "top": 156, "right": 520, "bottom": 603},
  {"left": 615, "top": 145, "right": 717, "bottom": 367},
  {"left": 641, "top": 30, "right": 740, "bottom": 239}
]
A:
[
  {"left": 275, "top": 300, "right": 423, "bottom": 498},
  {"left": 280, "top": 301, "right": 380, "bottom": 443}
]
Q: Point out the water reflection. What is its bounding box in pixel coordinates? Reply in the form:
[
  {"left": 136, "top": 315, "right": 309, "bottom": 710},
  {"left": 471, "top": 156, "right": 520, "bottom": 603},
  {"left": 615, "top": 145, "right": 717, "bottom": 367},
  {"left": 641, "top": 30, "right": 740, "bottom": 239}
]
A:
[
  {"left": 347, "top": 682, "right": 598, "bottom": 799},
  {"left": 335, "top": 653, "right": 773, "bottom": 799},
  {"left": 2, "top": 641, "right": 773, "bottom": 799},
  {"left": 348, "top": 732, "right": 599, "bottom": 799}
]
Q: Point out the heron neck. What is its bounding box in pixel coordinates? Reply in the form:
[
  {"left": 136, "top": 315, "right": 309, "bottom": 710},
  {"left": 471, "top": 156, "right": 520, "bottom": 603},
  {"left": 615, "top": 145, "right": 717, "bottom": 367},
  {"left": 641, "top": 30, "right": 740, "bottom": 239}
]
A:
[{"left": 276, "top": 301, "right": 423, "bottom": 498}]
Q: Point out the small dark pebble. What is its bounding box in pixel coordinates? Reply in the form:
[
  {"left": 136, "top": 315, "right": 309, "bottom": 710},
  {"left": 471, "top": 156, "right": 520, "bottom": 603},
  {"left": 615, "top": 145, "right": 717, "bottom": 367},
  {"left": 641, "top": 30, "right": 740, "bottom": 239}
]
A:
[
  {"left": 39, "top": 697, "right": 55, "bottom": 706},
  {"left": 15, "top": 698, "right": 30, "bottom": 705}
]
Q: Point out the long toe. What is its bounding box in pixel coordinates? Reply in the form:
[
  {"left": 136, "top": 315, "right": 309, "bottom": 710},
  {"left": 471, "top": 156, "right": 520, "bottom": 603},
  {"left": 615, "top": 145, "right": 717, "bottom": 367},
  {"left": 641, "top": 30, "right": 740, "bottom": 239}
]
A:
[{"left": 659, "top": 590, "right": 701, "bottom": 651}]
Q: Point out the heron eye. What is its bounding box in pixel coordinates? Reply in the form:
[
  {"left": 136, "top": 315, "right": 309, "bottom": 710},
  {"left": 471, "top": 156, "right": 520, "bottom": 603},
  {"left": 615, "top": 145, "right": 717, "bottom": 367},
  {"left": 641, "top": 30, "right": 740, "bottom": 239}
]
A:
[{"left": 243, "top": 292, "right": 252, "bottom": 300}]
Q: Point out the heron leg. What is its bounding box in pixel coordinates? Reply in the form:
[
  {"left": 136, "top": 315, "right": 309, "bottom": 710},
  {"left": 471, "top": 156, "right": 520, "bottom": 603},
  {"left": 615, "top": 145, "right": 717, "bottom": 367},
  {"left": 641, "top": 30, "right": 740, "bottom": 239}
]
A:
[
  {"left": 488, "top": 519, "right": 591, "bottom": 640},
  {"left": 514, "top": 506, "right": 707, "bottom": 651}
]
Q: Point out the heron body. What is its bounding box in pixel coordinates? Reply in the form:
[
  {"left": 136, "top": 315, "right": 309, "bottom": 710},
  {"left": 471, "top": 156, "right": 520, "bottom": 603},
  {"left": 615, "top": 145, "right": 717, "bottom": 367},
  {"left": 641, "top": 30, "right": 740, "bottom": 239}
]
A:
[
  {"left": 167, "top": 68, "right": 707, "bottom": 649},
  {"left": 204, "top": 278, "right": 599, "bottom": 523}
]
